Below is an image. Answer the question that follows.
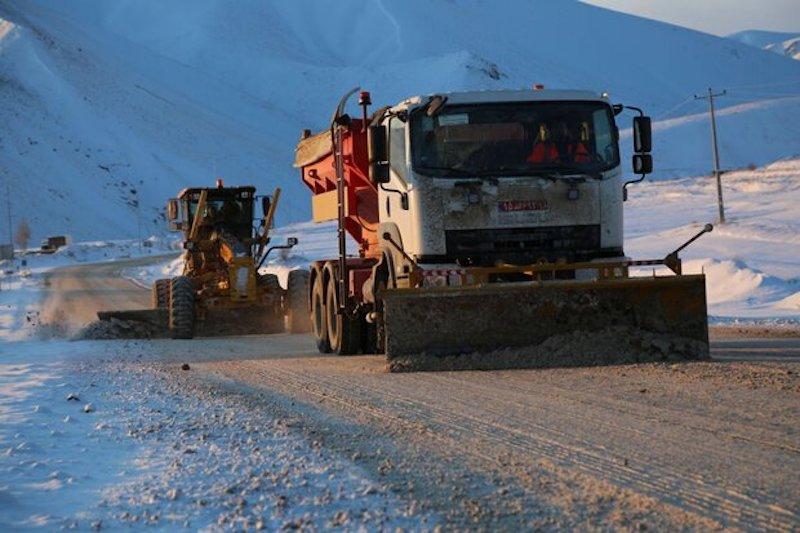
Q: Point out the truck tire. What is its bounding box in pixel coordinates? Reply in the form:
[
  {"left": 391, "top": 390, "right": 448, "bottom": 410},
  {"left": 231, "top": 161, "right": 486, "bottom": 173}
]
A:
[
  {"left": 286, "top": 269, "right": 311, "bottom": 334},
  {"left": 311, "top": 275, "right": 330, "bottom": 353},
  {"left": 371, "top": 259, "right": 391, "bottom": 355},
  {"left": 169, "top": 276, "right": 195, "bottom": 339},
  {"left": 152, "top": 278, "right": 171, "bottom": 309},
  {"left": 325, "top": 278, "right": 361, "bottom": 355}
]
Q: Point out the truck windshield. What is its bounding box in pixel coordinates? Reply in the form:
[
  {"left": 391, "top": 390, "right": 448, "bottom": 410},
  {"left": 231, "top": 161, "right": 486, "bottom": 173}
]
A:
[{"left": 410, "top": 101, "right": 619, "bottom": 177}]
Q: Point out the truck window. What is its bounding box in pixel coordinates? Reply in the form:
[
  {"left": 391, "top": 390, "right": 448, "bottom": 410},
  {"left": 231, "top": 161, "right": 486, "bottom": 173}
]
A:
[
  {"left": 593, "top": 108, "right": 616, "bottom": 165},
  {"left": 389, "top": 117, "right": 407, "bottom": 180},
  {"left": 410, "top": 101, "right": 619, "bottom": 178}
]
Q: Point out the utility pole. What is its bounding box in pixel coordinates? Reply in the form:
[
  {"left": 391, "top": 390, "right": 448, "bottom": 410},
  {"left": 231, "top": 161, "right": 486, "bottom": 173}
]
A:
[
  {"left": 695, "top": 87, "right": 727, "bottom": 223},
  {"left": 133, "top": 188, "right": 143, "bottom": 254},
  {"left": 5, "top": 180, "right": 11, "bottom": 246}
]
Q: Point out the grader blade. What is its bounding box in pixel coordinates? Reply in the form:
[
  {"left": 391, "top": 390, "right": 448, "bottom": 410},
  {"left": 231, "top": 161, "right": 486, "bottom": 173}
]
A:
[
  {"left": 97, "top": 309, "right": 168, "bottom": 330},
  {"left": 95, "top": 306, "right": 284, "bottom": 338},
  {"left": 382, "top": 275, "right": 709, "bottom": 372}
]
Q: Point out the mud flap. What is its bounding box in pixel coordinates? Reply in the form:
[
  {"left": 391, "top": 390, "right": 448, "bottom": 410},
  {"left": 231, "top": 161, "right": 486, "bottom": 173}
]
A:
[{"left": 381, "top": 275, "right": 709, "bottom": 372}]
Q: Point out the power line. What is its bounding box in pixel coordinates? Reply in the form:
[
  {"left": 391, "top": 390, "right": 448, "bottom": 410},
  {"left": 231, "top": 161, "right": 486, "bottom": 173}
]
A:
[
  {"left": 656, "top": 96, "right": 700, "bottom": 120},
  {"left": 694, "top": 88, "right": 727, "bottom": 224},
  {"left": 724, "top": 78, "right": 800, "bottom": 91}
]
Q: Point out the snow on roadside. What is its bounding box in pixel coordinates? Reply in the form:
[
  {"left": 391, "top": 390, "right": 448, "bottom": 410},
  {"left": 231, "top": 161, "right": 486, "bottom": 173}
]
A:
[
  {"left": 260, "top": 221, "right": 344, "bottom": 289},
  {"left": 122, "top": 255, "right": 184, "bottom": 289},
  {"left": 626, "top": 158, "right": 800, "bottom": 320},
  {"left": 0, "top": 340, "right": 437, "bottom": 529}
]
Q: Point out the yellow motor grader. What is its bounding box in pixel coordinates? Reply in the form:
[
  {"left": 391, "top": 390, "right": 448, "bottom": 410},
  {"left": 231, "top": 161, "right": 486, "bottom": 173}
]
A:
[{"left": 98, "top": 180, "right": 310, "bottom": 338}]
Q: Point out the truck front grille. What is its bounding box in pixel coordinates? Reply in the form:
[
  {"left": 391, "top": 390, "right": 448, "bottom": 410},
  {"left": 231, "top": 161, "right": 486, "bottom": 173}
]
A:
[{"left": 444, "top": 225, "right": 602, "bottom": 266}]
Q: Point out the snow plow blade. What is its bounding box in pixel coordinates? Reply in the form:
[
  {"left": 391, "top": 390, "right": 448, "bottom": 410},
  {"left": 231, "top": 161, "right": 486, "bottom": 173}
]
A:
[{"left": 382, "top": 275, "right": 709, "bottom": 372}]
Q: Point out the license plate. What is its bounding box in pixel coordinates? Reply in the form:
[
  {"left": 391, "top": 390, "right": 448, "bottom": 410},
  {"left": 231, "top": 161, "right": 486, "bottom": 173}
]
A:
[{"left": 498, "top": 200, "right": 549, "bottom": 212}]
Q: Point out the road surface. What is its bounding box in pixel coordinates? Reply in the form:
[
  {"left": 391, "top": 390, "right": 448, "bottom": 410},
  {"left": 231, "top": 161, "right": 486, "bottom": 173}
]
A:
[{"left": 41, "top": 259, "right": 800, "bottom": 529}]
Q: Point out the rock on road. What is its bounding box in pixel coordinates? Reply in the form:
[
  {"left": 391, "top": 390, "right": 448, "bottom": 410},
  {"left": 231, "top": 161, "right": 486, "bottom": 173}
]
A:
[{"left": 42, "top": 259, "right": 800, "bottom": 529}]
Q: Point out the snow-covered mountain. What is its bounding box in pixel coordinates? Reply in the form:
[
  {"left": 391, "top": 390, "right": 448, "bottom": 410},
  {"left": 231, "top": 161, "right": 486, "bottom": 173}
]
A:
[
  {"left": 2, "top": 0, "right": 800, "bottom": 241},
  {"left": 729, "top": 30, "right": 800, "bottom": 60}
]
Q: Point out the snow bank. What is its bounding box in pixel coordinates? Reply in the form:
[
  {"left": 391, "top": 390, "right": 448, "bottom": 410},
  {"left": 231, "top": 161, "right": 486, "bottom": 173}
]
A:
[
  {"left": 626, "top": 158, "right": 800, "bottom": 320},
  {"left": 0, "top": 340, "right": 438, "bottom": 529},
  {"left": 122, "top": 255, "right": 184, "bottom": 288}
]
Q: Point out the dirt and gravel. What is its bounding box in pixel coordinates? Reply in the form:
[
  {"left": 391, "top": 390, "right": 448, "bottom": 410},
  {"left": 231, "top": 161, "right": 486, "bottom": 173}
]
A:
[
  {"left": 31, "top": 259, "right": 800, "bottom": 529},
  {"left": 195, "top": 340, "right": 800, "bottom": 530},
  {"left": 74, "top": 317, "right": 166, "bottom": 340},
  {"left": 74, "top": 348, "right": 434, "bottom": 530},
  {"left": 389, "top": 326, "right": 709, "bottom": 372},
  {"left": 710, "top": 323, "right": 800, "bottom": 339}
]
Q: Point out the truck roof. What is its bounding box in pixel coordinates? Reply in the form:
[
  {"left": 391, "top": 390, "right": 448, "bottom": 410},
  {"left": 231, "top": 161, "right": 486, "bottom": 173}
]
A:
[{"left": 394, "top": 88, "right": 609, "bottom": 112}]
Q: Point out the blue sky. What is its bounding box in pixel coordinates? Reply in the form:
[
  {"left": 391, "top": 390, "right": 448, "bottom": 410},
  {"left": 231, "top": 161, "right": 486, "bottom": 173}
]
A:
[{"left": 583, "top": 0, "right": 799, "bottom": 36}]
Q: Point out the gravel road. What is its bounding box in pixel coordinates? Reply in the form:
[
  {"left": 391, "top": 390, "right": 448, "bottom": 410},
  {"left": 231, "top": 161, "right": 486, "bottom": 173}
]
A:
[{"left": 39, "top": 259, "right": 800, "bottom": 529}]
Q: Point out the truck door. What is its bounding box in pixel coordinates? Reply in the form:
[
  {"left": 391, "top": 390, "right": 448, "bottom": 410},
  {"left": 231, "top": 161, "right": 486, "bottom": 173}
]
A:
[{"left": 378, "top": 116, "right": 417, "bottom": 280}]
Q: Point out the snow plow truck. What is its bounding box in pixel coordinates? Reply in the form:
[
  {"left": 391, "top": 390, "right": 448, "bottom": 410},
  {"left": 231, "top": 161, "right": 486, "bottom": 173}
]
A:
[{"left": 295, "top": 87, "right": 712, "bottom": 371}]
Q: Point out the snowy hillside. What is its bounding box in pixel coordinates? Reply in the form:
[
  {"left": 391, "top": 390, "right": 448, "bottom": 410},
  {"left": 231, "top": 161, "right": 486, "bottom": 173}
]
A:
[
  {"left": 729, "top": 30, "right": 800, "bottom": 60},
  {"left": 623, "top": 96, "right": 800, "bottom": 179},
  {"left": 2, "top": 0, "right": 800, "bottom": 241}
]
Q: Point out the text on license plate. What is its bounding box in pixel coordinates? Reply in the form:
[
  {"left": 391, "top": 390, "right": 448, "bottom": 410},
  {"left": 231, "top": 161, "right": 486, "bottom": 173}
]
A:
[{"left": 498, "top": 200, "right": 549, "bottom": 212}]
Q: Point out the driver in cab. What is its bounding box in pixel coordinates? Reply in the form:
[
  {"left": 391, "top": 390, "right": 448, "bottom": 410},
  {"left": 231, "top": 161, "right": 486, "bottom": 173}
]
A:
[{"left": 525, "top": 121, "right": 593, "bottom": 166}]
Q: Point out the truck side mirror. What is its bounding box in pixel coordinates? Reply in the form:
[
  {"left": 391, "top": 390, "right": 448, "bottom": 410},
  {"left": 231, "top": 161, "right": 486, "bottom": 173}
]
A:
[
  {"left": 633, "top": 116, "right": 652, "bottom": 153},
  {"left": 261, "top": 196, "right": 271, "bottom": 217},
  {"left": 632, "top": 154, "right": 653, "bottom": 174},
  {"left": 368, "top": 124, "right": 390, "bottom": 184},
  {"left": 167, "top": 199, "right": 179, "bottom": 221}
]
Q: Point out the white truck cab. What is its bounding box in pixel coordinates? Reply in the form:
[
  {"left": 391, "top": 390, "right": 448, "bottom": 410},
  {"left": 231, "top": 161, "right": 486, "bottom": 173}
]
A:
[{"left": 371, "top": 89, "right": 649, "bottom": 276}]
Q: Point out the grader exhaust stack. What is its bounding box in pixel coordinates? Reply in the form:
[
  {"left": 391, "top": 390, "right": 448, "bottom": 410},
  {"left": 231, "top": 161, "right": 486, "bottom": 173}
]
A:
[{"left": 296, "top": 88, "right": 712, "bottom": 371}]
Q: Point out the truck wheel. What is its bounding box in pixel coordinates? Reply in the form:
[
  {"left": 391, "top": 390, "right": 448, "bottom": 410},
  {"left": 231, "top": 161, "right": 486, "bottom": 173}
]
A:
[
  {"left": 169, "top": 276, "right": 195, "bottom": 339},
  {"left": 286, "top": 269, "right": 311, "bottom": 334},
  {"left": 311, "top": 275, "right": 330, "bottom": 353},
  {"left": 372, "top": 261, "right": 391, "bottom": 354},
  {"left": 152, "top": 278, "right": 171, "bottom": 309},
  {"left": 325, "top": 278, "right": 361, "bottom": 355}
]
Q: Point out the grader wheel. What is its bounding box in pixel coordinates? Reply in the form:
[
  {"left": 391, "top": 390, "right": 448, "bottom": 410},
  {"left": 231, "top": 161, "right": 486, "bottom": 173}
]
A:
[
  {"left": 286, "top": 269, "right": 311, "bottom": 334},
  {"left": 152, "top": 278, "right": 171, "bottom": 309},
  {"left": 169, "top": 276, "right": 195, "bottom": 339}
]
